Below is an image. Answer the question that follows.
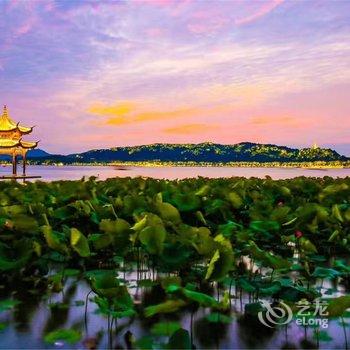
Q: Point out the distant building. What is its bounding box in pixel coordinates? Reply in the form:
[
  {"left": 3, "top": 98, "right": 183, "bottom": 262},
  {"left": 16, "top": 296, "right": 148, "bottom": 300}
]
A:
[
  {"left": 312, "top": 142, "right": 319, "bottom": 150},
  {"left": 0, "top": 105, "right": 38, "bottom": 176}
]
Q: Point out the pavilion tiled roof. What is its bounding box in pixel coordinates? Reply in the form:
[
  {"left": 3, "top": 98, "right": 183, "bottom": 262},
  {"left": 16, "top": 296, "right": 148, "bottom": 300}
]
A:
[
  {"left": 0, "top": 138, "right": 38, "bottom": 149},
  {"left": 0, "top": 105, "right": 33, "bottom": 134}
]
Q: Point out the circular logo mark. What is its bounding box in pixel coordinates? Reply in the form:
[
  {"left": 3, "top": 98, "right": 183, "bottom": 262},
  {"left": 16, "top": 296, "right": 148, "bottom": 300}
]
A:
[{"left": 258, "top": 300, "right": 293, "bottom": 328}]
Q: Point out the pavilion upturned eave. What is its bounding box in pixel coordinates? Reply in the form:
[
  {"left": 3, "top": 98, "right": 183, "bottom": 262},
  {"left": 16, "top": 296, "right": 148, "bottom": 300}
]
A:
[{"left": 0, "top": 106, "right": 34, "bottom": 134}]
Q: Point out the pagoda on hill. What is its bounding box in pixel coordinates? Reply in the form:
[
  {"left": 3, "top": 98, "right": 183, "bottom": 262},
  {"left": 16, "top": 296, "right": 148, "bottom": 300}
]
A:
[{"left": 0, "top": 105, "right": 38, "bottom": 176}]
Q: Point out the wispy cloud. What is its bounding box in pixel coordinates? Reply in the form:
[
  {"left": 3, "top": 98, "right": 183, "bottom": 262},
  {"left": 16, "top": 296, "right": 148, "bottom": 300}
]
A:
[
  {"left": 250, "top": 115, "right": 297, "bottom": 125},
  {"left": 235, "top": 0, "right": 284, "bottom": 26},
  {"left": 88, "top": 102, "right": 200, "bottom": 126},
  {"left": 1, "top": 0, "right": 350, "bottom": 154},
  {"left": 163, "top": 123, "right": 220, "bottom": 134},
  {"left": 88, "top": 102, "right": 135, "bottom": 118}
]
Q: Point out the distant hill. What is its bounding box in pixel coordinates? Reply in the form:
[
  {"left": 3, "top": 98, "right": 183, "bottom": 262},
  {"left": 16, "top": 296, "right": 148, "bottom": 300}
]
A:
[
  {"left": 27, "top": 149, "right": 51, "bottom": 158},
  {"left": 0, "top": 148, "right": 50, "bottom": 160},
  {"left": 34, "top": 142, "right": 348, "bottom": 164}
]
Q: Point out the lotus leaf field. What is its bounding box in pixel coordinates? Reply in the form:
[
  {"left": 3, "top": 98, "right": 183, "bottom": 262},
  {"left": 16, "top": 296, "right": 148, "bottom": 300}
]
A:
[{"left": 0, "top": 176, "right": 350, "bottom": 349}]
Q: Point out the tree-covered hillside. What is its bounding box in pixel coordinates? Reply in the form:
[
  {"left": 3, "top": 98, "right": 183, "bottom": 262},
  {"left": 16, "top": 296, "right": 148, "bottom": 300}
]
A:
[{"left": 34, "top": 142, "right": 348, "bottom": 164}]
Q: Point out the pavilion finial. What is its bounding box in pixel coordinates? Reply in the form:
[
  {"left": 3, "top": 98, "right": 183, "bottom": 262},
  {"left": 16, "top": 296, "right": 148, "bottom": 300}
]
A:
[{"left": 2, "top": 105, "right": 8, "bottom": 117}]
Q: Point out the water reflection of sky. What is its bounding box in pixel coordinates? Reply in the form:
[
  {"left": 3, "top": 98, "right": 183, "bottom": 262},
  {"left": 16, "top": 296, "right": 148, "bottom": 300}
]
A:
[{"left": 0, "top": 272, "right": 348, "bottom": 349}]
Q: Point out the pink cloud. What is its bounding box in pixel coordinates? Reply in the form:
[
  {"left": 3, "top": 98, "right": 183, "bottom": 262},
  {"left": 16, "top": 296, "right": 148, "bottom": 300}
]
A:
[
  {"left": 235, "top": 0, "right": 284, "bottom": 26},
  {"left": 14, "top": 17, "right": 37, "bottom": 37},
  {"left": 187, "top": 16, "right": 229, "bottom": 34},
  {"left": 146, "top": 27, "right": 164, "bottom": 38},
  {"left": 137, "top": 0, "right": 179, "bottom": 7}
]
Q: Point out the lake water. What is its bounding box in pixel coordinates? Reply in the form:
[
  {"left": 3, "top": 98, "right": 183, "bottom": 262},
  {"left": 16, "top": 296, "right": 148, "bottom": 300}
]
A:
[
  {"left": 1, "top": 272, "right": 348, "bottom": 350},
  {"left": 0, "top": 164, "right": 349, "bottom": 181}
]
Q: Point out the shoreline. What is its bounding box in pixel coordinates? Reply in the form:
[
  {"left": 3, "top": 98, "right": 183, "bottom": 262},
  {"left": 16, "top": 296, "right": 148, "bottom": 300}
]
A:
[{"left": 1, "top": 160, "right": 349, "bottom": 169}]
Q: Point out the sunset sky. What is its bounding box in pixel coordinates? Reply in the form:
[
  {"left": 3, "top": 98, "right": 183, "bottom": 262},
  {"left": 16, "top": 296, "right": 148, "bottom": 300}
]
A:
[{"left": 1, "top": 0, "right": 349, "bottom": 155}]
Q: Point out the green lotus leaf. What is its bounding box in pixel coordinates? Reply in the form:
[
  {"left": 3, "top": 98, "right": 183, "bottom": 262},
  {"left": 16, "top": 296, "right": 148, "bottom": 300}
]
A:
[
  {"left": 90, "top": 271, "right": 120, "bottom": 298},
  {"left": 68, "top": 200, "right": 91, "bottom": 215},
  {"left": 204, "top": 199, "right": 229, "bottom": 216},
  {"left": 160, "top": 243, "right": 192, "bottom": 270},
  {"left": 319, "top": 183, "right": 348, "bottom": 201},
  {"left": 270, "top": 206, "right": 291, "bottom": 223},
  {"left": 157, "top": 202, "right": 181, "bottom": 224},
  {"left": 244, "top": 302, "right": 264, "bottom": 316},
  {"left": 135, "top": 336, "right": 154, "bottom": 350},
  {"left": 328, "top": 230, "right": 340, "bottom": 242},
  {"left": 166, "top": 328, "right": 191, "bottom": 350},
  {"left": 11, "top": 214, "right": 39, "bottom": 233},
  {"left": 248, "top": 240, "right": 290, "bottom": 269},
  {"left": 333, "top": 260, "right": 350, "bottom": 273},
  {"left": 0, "top": 299, "right": 20, "bottom": 312},
  {"left": 99, "top": 218, "right": 130, "bottom": 236},
  {"left": 195, "top": 184, "right": 210, "bottom": 197},
  {"left": 217, "top": 221, "right": 242, "bottom": 238},
  {"left": 311, "top": 267, "right": 340, "bottom": 279},
  {"left": 99, "top": 218, "right": 131, "bottom": 253},
  {"left": 205, "top": 249, "right": 220, "bottom": 280},
  {"left": 160, "top": 276, "right": 181, "bottom": 289},
  {"left": 205, "top": 235, "right": 234, "bottom": 281},
  {"left": 279, "top": 186, "right": 291, "bottom": 196},
  {"left": 326, "top": 296, "right": 350, "bottom": 317},
  {"left": 0, "top": 205, "right": 25, "bottom": 217},
  {"left": 144, "top": 299, "right": 187, "bottom": 317},
  {"left": 237, "top": 278, "right": 256, "bottom": 293},
  {"left": 313, "top": 330, "right": 333, "bottom": 342},
  {"left": 249, "top": 220, "right": 280, "bottom": 235},
  {"left": 151, "top": 321, "right": 181, "bottom": 336},
  {"left": 299, "top": 237, "right": 317, "bottom": 254},
  {"left": 195, "top": 210, "right": 207, "bottom": 225},
  {"left": 227, "top": 192, "right": 243, "bottom": 209},
  {"left": 112, "top": 285, "right": 134, "bottom": 311},
  {"left": 42, "top": 225, "right": 68, "bottom": 255},
  {"left": 139, "top": 225, "right": 166, "bottom": 254},
  {"left": 0, "top": 239, "right": 33, "bottom": 271},
  {"left": 70, "top": 228, "right": 90, "bottom": 257},
  {"left": 172, "top": 193, "right": 200, "bottom": 212},
  {"left": 181, "top": 288, "right": 219, "bottom": 307},
  {"left": 132, "top": 213, "right": 163, "bottom": 231},
  {"left": 191, "top": 227, "right": 216, "bottom": 257},
  {"left": 44, "top": 329, "right": 81, "bottom": 345},
  {"left": 52, "top": 206, "right": 75, "bottom": 220},
  {"left": 331, "top": 204, "right": 343, "bottom": 222},
  {"left": 344, "top": 208, "right": 350, "bottom": 222},
  {"left": 259, "top": 282, "right": 282, "bottom": 296},
  {"left": 138, "top": 279, "right": 158, "bottom": 288},
  {"left": 205, "top": 312, "right": 233, "bottom": 324},
  {"left": 89, "top": 233, "right": 112, "bottom": 250}
]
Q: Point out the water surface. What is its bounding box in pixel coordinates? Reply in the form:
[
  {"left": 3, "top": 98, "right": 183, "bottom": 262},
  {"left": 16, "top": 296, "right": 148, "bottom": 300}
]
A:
[{"left": 0, "top": 165, "right": 349, "bottom": 181}]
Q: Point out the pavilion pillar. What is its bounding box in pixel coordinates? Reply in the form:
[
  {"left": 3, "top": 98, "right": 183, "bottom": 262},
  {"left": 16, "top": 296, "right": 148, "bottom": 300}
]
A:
[
  {"left": 22, "top": 153, "right": 27, "bottom": 176},
  {"left": 12, "top": 153, "right": 17, "bottom": 176}
]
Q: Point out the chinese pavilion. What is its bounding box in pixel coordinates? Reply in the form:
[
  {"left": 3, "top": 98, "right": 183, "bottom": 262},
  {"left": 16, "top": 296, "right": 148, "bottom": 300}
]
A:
[{"left": 0, "top": 105, "right": 38, "bottom": 176}]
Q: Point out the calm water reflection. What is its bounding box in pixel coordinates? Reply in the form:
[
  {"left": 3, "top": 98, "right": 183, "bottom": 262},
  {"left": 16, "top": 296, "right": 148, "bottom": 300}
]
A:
[
  {"left": 0, "top": 164, "right": 349, "bottom": 181},
  {"left": 0, "top": 273, "right": 348, "bottom": 350}
]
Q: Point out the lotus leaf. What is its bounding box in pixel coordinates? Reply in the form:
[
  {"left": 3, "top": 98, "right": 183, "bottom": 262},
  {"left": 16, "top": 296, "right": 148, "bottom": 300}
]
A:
[
  {"left": 70, "top": 228, "right": 90, "bottom": 257},
  {"left": 139, "top": 225, "right": 167, "bottom": 254},
  {"left": 44, "top": 329, "right": 81, "bottom": 345}
]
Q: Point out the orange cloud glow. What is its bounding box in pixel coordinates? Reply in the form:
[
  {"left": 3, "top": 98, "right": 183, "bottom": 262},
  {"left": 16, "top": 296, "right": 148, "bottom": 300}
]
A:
[
  {"left": 88, "top": 101, "right": 135, "bottom": 116},
  {"left": 163, "top": 123, "right": 219, "bottom": 134},
  {"left": 250, "top": 115, "right": 297, "bottom": 125},
  {"left": 88, "top": 102, "right": 200, "bottom": 126}
]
